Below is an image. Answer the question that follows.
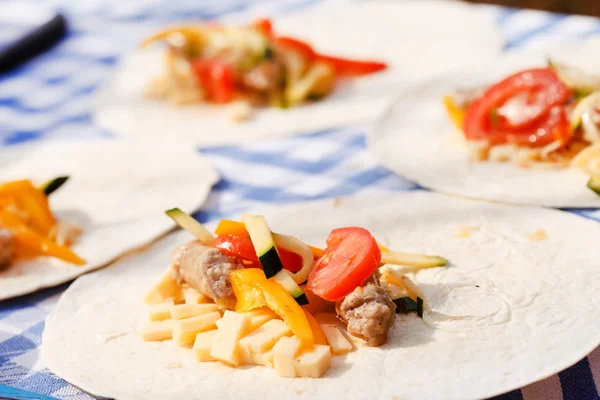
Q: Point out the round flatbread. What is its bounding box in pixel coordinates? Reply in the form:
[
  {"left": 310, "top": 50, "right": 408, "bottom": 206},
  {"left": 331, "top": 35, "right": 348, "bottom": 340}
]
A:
[
  {"left": 94, "top": 0, "right": 502, "bottom": 146},
  {"left": 369, "top": 39, "right": 600, "bottom": 208},
  {"left": 43, "top": 192, "right": 600, "bottom": 399},
  {"left": 0, "top": 139, "right": 219, "bottom": 300}
]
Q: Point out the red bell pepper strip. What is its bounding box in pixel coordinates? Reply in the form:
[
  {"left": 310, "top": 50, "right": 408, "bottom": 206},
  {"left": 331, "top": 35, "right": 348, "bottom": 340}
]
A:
[
  {"left": 191, "top": 58, "right": 235, "bottom": 104},
  {"left": 275, "top": 36, "right": 317, "bottom": 61},
  {"left": 275, "top": 36, "right": 387, "bottom": 77},
  {"left": 252, "top": 18, "right": 274, "bottom": 36},
  {"left": 316, "top": 55, "right": 387, "bottom": 77}
]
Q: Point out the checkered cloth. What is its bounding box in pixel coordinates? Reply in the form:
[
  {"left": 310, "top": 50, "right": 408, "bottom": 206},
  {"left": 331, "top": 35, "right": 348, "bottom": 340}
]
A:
[{"left": 1, "top": 0, "right": 600, "bottom": 399}]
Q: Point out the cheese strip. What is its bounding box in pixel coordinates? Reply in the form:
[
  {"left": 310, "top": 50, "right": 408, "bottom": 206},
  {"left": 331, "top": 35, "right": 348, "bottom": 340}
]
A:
[
  {"left": 193, "top": 330, "right": 218, "bottom": 362},
  {"left": 239, "top": 319, "right": 292, "bottom": 355},
  {"left": 173, "top": 312, "right": 221, "bottom": 346},
  {"left": 273, "top": 336, "right": 302, "bottom": 378},
  {"left": 210, "top": 311, "right": 250, "bottom": 367},
  {"left": 183, "top": 286, "right": 210, "bottom": 304},
  {"left": 294, "top": 345, "right": 331, "bottom": 378},
  {"left": 170, "top": 304, "right": 220, "bottom": 320},
  {"left": 247, "top": 309, "right": 279, "bottom": 333},
  {"left": 140, "top": 320, "right": 176, "bottom": 342},
  {"left": 314, "top": 313, "right": 342, "bottom": 327},
  {"left": 251, "top": 351, "right": 274, "bottom": 368},
  {"left": 320, "top": 324, "right": 354, "bottom": 355},
  {"left": 144, "top": 268, "right": 183, "bottom": 305},
  {"left": 148, "top": 299, "right": 174, "bottom": 322}
]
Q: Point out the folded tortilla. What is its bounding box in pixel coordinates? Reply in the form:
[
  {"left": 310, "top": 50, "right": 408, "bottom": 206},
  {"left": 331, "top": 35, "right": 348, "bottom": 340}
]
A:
[
  {"left": 93, "top": 0, "right": 502, "bottom": 146},
  {"left": 43, "top": 192, "right": 600, "bottom": 399},
  {"left": 369, "top": 39, "right": 600, "bottom": 208},
  {"left": 0, "top": 140, "right": 218, "bottom": 300}
]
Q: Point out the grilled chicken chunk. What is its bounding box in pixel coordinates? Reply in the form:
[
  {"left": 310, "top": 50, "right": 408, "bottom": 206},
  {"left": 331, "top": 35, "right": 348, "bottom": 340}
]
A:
[
  {"left": 336, "top": 275, "right": 396, "bottom": 346},
  {"left": 172, "top": 241, "right": 243, "bottom": 309},
  {"left": 0, "top": 228, "right": 14, "bottom": 270}
]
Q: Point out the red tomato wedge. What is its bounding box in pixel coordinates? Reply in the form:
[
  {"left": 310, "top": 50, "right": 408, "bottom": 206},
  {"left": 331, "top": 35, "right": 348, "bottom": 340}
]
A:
[
  {"left": 463, "top": 68, "right": 572, "bottom": 147},
  {"left": 211, "top": 233, "right": 303, "bottom": 272},
  {"left": 279, "top": 249, "right": 303, "bottom": 273},
  {"left": 212, "top": 235, "right": 260, "bottom": 267},
  {"left": 191, "top": 59, "right": 235, "bottom": 104},
  {"left": 307, "top": 227, "right": 381, "bottom": 301}
]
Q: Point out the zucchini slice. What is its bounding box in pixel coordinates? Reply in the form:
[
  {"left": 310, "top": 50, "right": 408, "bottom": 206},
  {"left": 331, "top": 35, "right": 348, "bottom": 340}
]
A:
[
  {"left": 40, "top": 176, "right": 69, "bottom": 196},
  {"left": 381, "top": 251, "right": 447, "bottom": 269},
  {"left": 242, "top": 214, "right": 284, "bottom": 278},
  {"left": 393, "top": 296, "right": 423, "bottom": 318},
  {"left": 242, "top": 214, "right": 309, "bottom": 305},
  {"left": 165, "top": 208, "right": 214, "bottom": 244},
  {"left": 588, "top": 175, "right": 600, "bottom": 196},
  {"left": 273, "top": 269, "right": 309, "bottom": 305}
]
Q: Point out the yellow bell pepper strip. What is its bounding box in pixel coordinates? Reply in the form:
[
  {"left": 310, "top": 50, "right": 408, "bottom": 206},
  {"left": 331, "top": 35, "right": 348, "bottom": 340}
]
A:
[
  {"left": 230, "top": 268, "right": 267, "bottom": 313},
  {"left": 260, "top": 279, "right": 314, "bottom": 350},
  {"left": 0, "top": 210, "right": 84, "bottom": 266},
  {"left": 214, "top": 220, "right": 249, "bottom": 238},
  {"left": 20, "top": 184, "right": 56, "bottom": 235},
  {"left": 302, "top": 309, "right": 327, "bottom": 346},
  {"left": 0, "top": 209, "right": 27, "bottom": 229},
  {"left": 309, "top": 245, "right": 324, "bottom": 258},
  {"left": 0, "top": 180, "right": 56, "bottom": 235},
  {"left": 0, "top": 196, "right": 18, "bottom": 210},
  {"left": 14, "top": 227, "right": 85, "bottom": 265},
  {"left": 443, "top": 95, "right": 466, "bottom": 131}
]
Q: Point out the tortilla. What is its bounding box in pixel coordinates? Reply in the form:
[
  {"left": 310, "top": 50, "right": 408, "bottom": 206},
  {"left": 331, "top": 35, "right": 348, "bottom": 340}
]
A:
[
  {"left": 43, "top": 192, "right": 600, "bottom": 399},
  {"left": 93, "top": 0, "right": 502, "bottom": 146},
  {"left": 369, "top": 39, "right": 600, "bottom": 208},
  {"left": 0, "top": 139, "right": 218, "bottom": 300}
]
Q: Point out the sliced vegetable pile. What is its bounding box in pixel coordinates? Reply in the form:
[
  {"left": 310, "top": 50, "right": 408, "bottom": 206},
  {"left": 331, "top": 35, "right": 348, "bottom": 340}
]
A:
[
  {"left": 143, "top": 18, "right": 387, "bottom": 118},
  {"left": 444, "top": 63, "right": 600, "bottom": 182},
  {"left": 0, "top": 177, "right": 84, "bottom": 269},
  {"left": 143, "top": 209, "right": 446, "bottom": 378}
]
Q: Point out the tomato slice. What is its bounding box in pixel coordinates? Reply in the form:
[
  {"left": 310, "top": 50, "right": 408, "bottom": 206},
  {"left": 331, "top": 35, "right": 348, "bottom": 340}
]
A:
[
  {"left": 279, "top": 248, "right": 303, "bottom": 273},
  {"left": 191, "top": 58, "right": 235, "bottom": 104},
  {"left": 211, "top": 235, "right": 260, "bottom": 267},
  {"left": 307, "top": 227, "right": 381, "bottom": 301},
  {"left": 211, "top": 234, "right": 304, "bottom": 272},
  {"left": 463, "top": 68, "right": 572, "bottom": 147}
]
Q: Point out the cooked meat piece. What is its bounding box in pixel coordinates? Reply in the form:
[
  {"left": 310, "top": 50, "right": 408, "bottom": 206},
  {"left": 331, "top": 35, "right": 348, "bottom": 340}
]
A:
[
  {"left": 172, "top": 241, "right": 243, "bottom": 309},
  {"left": 0, "top": 228, "right": 14, "bottom": 270},
  {"left": 335, "top": 276, "right": 396, "bottom": 346},
  {"left": 241, "top": 60, "right": 283, "bottom": 93}
]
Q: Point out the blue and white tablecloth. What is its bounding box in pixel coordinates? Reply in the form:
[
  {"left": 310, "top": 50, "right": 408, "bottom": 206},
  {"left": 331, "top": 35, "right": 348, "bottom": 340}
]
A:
[{"left": 1, "top": 0, "right": 600, "bottom": 399}]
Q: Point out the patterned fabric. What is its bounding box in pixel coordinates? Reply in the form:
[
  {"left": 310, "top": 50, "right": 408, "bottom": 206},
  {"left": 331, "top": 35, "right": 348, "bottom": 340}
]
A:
[{"left": 1, "top": 0, "right": 600, "bottom": 399}]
